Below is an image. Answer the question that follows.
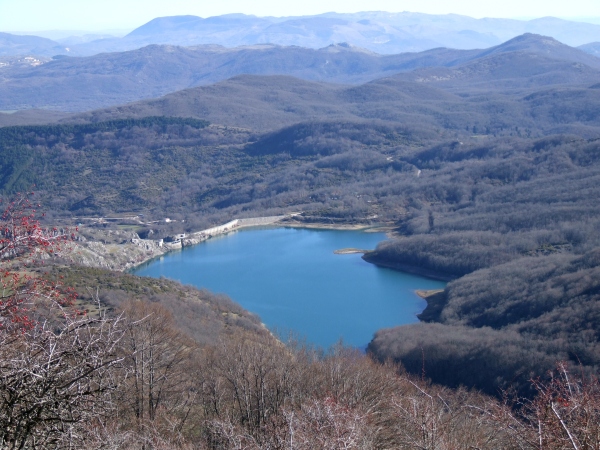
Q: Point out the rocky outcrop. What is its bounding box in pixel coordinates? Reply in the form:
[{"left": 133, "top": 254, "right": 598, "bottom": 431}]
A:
[
  {"left": 71, "top": 237, "right": 169, "bottom": 272},
  {"left": 71, "top": 215, "right": 292, "bottom": 271}
]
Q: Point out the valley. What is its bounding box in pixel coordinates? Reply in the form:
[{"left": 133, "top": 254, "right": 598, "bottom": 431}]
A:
[{"left": 2, "top": 16, "right": 600, "bottom": 445}]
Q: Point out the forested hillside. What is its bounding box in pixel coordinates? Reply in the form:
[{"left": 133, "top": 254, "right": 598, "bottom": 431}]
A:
[
  {"left": 366, "top": 135, "right": 600, "bottom": 395},
  {"left": 2, "top": 31, "right": 600, "bottom": 401}
]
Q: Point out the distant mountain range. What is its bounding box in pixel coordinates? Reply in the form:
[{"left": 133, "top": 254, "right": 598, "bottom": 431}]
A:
[
  {"left": 0, "top": 33, "right": 598, "bottom": 115},
  {"left": 4, "top": 12, "right": 600, "bottom": 57},
  {"left": 57, "top": 34, "right": 600, "bottom": 139}
]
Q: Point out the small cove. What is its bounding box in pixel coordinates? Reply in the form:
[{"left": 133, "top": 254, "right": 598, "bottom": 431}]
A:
[{"left": 132, "top": 227, "right": 446, "bottom": 348}]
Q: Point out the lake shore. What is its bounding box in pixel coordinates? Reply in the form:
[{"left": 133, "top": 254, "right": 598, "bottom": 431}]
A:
[
  {"left": 73, "top": 218, "right": 450, "bottom": 338},
  {"left": 131, "top": 226, "right": 445, "bottom": 348},
  {"left": 71, "top": 215, "right": 380, "bottom": 272},
  {"left": 73, "top": 215, "right": 435, "bottom": 292},
  {"left": 333, "top": 248, "right": 368, "bottom": 254},
  {"left": 415, "top": 289, "right": 445, "bottom": 299},
  {"left": 361, "top": 252, "right": 457, "bottom": 282},
  {"left": 281, "top": 220, "right": 373, "bottom": 231}
]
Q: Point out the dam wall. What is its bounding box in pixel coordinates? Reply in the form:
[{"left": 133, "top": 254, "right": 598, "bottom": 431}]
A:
[{"left": 181, "top": 215, "right": 289, "bottom": 247}]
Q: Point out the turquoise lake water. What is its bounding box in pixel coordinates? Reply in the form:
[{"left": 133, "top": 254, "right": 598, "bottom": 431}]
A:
[{"left": 132, "top": 227, "right": 446, "bottom": 349}]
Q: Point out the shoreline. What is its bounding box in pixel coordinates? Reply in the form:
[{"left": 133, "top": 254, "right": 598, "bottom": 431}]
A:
[
  {"left": 281, "top": 220, "right": 373, "bottom": 231},
  {"left": 361, "top": 253, "right": 457, "bottom": 282},
  {"left": 333, "top": 248, "right": 368, "bottom": 255},
  {"left": 281, "top": 219, "right": 396, "bottom": 236},
  {"left": 414, "top": 289, "right": 447, "bottom": 322},
  {"left": 123, "top": 217, "right": 393, "bottom": 272},
  {"left": 76, "top": 215, "right": 453, "bottom": 331},
  {"left": 78, "top": 216, "right": 452, "bottom": 299},
  {"left": 415, "top": 289, "right": 445, "bottom": 299}
]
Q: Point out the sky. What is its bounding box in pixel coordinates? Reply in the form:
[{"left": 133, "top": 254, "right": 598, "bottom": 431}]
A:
[{"left": 1, "top": 0, "right": 600, "bottom": 33}]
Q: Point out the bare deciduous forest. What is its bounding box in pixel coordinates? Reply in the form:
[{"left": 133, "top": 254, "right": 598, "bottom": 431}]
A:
[{"left": 2, "top": 31, "right": 600, "bottom": 447}]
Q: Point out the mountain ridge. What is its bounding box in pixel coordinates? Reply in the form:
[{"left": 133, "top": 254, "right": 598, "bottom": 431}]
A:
[
  {"left": 1, "top": 33, "right": 598, "bottom": 114},
  {"left": 0, "top": 32, "right": 69, "bottom": 57},
  {"left": 4, "top": 12, "right": 600, "bottom": 57}
]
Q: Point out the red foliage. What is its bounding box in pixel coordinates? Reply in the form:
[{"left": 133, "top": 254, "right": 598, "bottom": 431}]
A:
[{"left": 0, "top": 192, "right": 76, "bottom": 332}]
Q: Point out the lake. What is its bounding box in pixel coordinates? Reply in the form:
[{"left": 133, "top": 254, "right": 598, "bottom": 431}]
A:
[{"left": 132, "top": 227, "right": 446, "bottom": 348}]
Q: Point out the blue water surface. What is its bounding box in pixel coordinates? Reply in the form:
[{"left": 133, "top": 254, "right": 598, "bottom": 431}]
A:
[{"left": 132, "top": 227, "right": 446, "bottom": 348}]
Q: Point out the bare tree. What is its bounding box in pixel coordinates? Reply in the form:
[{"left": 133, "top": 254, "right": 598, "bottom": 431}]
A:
[
  {"left": 507, "top": 363, "right": 600, "bottom": 450},
  {"left": 118, "top": 300, "right": 197, "bottom": 439},
  {"left": 282, "top": 397, "right": 376, "bottom": 450},
  {"left": 0, "top": 308, "right": 125, "bottom": 449},
  {"left": 204, "top": 330, "right": 302, "bottom": 442},
  {"left": 0, "top": 194, "right": 126, "bottom": 449}
]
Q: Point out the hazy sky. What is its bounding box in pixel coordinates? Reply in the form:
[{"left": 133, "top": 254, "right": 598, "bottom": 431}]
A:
[{"left": 1, "top": 0, "right": 600, "bottom": 32}]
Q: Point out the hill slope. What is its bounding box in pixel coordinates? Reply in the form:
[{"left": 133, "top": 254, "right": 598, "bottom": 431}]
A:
[
  {"left": 0, "top": 42, "right": 473, "bottom": 112},
  {"left": 0, "top": 32, "right": 68, "bottom": 57},
  {"left": 580, "top": 41, "right": 600, "bottom": 56},
  {"left": 69, "top": 65, "right": 600, "bottom": 137}
]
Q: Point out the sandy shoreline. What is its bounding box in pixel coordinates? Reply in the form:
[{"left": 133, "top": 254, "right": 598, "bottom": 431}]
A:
[
  {"left": 415, "top": 289, "right": 445, "bottom": 299},
  {"left": 333, "top": 248, "right": 368, "bottom": 255}
]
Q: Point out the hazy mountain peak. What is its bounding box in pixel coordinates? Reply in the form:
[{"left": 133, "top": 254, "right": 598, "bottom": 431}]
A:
[
  {"left": 528, "top": 16, "right": 575, "bottom": 24},
  {"left": 126, "top": 13, "right": 271, "bottom": 38},
  {"left": 497, "top": 33, "right": 562, "bottom": 48},
  {"left": 0, "top": 32, "right": 69, "bottom": 57},
  {"left": 126, "top": 15, "right": 204, "bottom": 37},
  {"left": 477, "top": 33, "right": 600, "bottom": 69}
]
